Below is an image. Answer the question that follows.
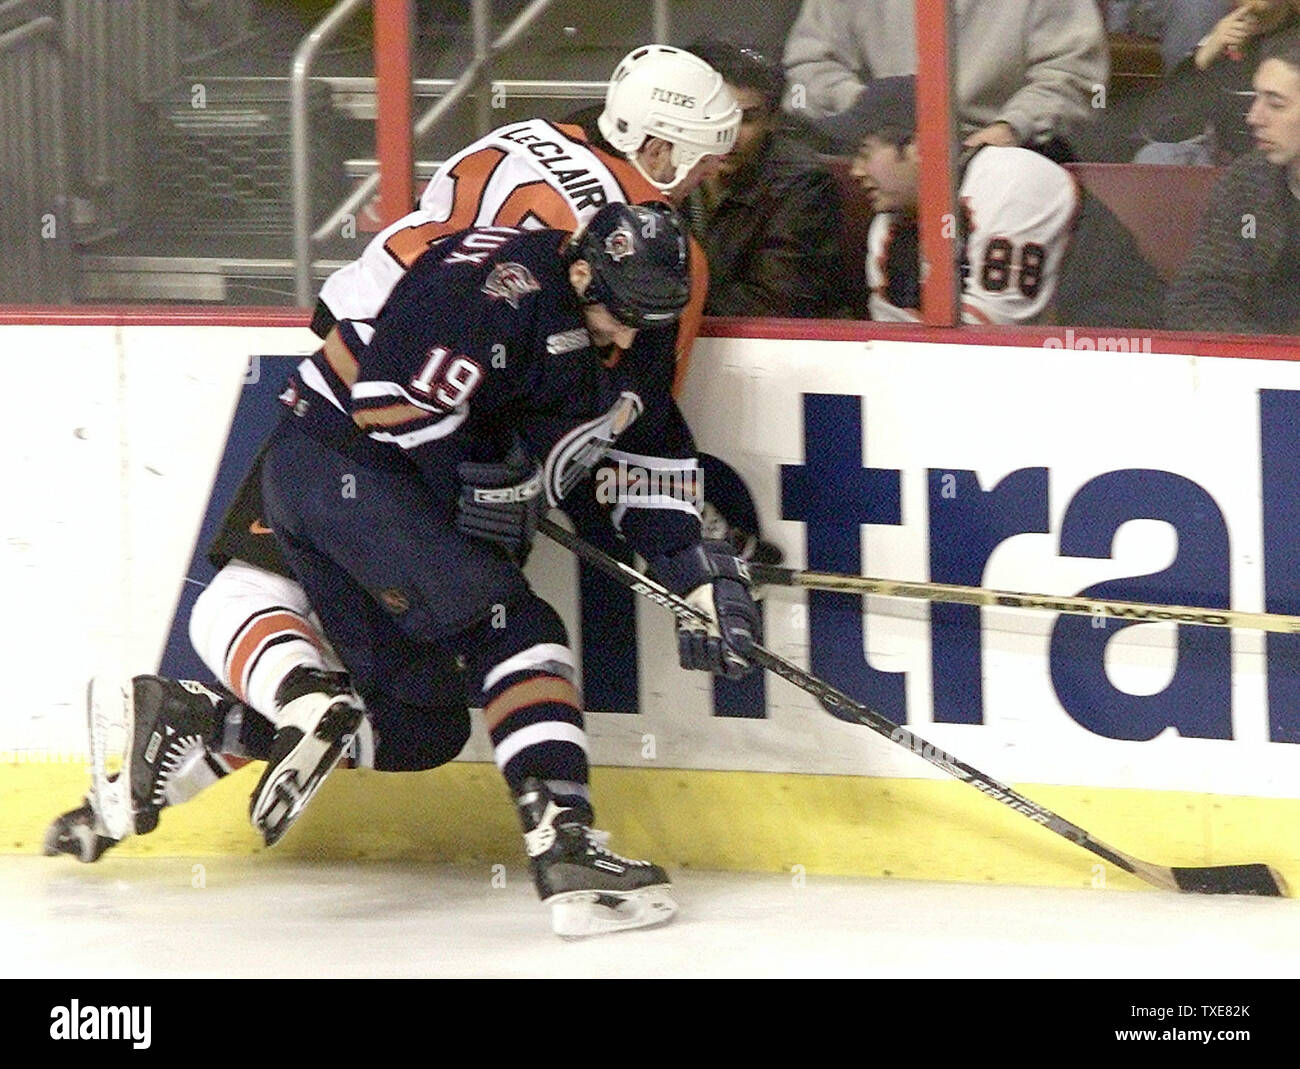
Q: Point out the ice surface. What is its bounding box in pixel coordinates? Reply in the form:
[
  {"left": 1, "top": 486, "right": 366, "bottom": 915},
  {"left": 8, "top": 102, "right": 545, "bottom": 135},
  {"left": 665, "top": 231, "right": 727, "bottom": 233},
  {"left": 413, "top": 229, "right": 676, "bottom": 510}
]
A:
[{"left": 3, "top": 856, "right": 1297, "bottom": 979}]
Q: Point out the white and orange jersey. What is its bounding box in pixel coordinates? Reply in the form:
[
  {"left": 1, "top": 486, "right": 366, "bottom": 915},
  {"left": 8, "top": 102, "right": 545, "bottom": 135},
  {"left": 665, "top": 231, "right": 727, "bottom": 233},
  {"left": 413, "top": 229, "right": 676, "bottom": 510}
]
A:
[
  {"left": 318, "top": 118, "right": 708, "bottom": 387},
  {"left": 867, "top": 146, "right": 1079, "bottom": 326}
]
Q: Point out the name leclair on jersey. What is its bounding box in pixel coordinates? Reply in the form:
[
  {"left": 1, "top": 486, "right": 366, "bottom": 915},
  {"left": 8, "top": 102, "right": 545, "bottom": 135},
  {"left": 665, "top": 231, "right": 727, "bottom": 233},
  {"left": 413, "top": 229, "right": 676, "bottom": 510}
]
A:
[
  {"left": 497, "top": 123, "right": 610, "bottom": 211},
  {"left": 316, "top": 117, "right": 652, "bottom": 328}
]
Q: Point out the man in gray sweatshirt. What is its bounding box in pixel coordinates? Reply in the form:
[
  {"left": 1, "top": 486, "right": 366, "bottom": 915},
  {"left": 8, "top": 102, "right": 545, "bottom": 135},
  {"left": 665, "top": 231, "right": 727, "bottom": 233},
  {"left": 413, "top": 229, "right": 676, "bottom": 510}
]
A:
[{"left": 783, "top": 0, "right": 1109, "bottom": 153}]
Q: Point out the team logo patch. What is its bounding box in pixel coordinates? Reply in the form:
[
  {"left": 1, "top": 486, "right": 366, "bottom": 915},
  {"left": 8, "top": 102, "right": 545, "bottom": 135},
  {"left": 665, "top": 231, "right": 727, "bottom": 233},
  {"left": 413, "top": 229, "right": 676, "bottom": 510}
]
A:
[
  {"left": 604, "top": 226, "right": 636, "bottom": 261},
  {"left": 481, "top": 262, "right": 541, "bottom": 308}
]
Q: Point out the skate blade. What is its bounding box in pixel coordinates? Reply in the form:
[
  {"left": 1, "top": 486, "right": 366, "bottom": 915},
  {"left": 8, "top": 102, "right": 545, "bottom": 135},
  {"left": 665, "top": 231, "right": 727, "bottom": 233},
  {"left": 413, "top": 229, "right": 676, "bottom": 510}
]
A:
[
  {"left": 251, "top": 707, "right": 363, "bottom": 847},
  {"left": 42, "top": 816, "right": 110, "bottom": 864},
  {"left": 86, "top": 676, "right": 134, "bottom": 841},
  {"left": 254, "top": 773, "right": 306, "bottom": 846},
  {"left": 548, "top": 885, "right": 678, "bottom": 939}
]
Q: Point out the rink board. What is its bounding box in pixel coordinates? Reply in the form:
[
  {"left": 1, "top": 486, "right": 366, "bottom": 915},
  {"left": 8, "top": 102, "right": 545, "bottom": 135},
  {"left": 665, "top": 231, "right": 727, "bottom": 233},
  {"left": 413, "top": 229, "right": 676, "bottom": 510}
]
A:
[{"left": 3, "top": 316, "right": 1300, "bottom": 890}]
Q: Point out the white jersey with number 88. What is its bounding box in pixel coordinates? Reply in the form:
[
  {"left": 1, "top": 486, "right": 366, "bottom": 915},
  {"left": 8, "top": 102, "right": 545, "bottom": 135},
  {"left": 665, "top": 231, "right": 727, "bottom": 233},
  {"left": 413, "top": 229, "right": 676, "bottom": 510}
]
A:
[{"left": 867, "top": 145, "right": 1080, "bottom": 326}]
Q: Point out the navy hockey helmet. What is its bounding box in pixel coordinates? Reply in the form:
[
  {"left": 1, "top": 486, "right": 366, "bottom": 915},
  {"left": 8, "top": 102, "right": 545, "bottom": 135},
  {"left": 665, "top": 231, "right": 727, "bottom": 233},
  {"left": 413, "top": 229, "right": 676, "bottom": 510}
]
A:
[{"left": 567, "top": 202, "right": 690, "bottom": 328}]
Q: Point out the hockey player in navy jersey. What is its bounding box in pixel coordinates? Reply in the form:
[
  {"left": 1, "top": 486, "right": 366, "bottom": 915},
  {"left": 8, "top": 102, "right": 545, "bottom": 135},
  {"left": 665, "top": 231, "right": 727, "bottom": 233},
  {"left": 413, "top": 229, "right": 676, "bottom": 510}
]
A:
[
  {"left": 250, "top": 202, "right": 758, "bottom": 935},
  {"left": 43, "top": 46, "right": 765, "bottom": 876}
]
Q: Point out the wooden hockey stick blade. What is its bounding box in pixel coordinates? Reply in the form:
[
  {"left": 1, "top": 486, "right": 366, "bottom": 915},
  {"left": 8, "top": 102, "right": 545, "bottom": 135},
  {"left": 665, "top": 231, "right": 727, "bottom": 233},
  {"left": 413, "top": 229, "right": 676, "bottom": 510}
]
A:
[
  {"left": 539, "top": 519, "right": 1288, "bottom": 897},
  {"left": 748, "top": 563, "right": 1300, "bottom": 635},
  {"left": 1109, "top": 850, "right": 1286, "bottom": 896},
  {"left": 1170, "top": 863, "right": 1287, "bottom": 896}
]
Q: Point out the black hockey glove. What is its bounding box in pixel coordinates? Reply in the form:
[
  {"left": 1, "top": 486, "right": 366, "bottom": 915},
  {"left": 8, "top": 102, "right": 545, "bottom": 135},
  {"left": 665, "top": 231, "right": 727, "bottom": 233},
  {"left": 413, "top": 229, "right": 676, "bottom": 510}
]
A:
[
  {"left": 650, "top": 541, "right": 759, "bottom": 680},
  {"left": 456, "top": 444, "right": 545, "bottom": 565}
]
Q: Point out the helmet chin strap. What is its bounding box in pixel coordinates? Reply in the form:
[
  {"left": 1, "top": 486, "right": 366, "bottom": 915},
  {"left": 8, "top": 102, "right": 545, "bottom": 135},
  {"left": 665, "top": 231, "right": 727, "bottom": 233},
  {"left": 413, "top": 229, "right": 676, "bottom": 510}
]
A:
[
  {"left": 629, "top": 138, "right": 704, "bottom": 194},
  {"left": 629, "top": 151, "right": 681, "bottom": 193}
]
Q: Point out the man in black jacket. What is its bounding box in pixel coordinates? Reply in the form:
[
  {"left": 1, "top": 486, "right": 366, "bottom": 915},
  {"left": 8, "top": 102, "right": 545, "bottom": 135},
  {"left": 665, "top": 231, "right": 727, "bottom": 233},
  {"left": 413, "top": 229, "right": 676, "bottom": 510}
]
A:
[
  {"left": 1168, "top": 27, "right": 1300, "bottom": 333},
  {"left": 686, "top": 41, "right": 849, "bottom": 318}
]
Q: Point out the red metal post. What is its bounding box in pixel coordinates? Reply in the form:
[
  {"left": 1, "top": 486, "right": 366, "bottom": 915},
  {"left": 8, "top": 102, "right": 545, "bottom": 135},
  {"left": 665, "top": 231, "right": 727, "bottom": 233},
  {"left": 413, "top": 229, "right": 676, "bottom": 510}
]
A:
[
  {"left": 914, "top": 0, "right": 959, "bottom": 326},
  {"left": 373, "top": 0, "right": 415, "bottom": 225}
]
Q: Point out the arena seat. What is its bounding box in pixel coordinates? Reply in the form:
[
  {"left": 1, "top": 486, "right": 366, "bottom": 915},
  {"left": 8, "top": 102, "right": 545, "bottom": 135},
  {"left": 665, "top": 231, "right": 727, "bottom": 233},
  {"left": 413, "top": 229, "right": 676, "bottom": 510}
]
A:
[
  {"left": 1065, "top": 163, "right": 1221, "bottom": 282},
  {"left": 1106, "top": 33, "right": 1165, "bottom": 99},
  {"left": 823, "top": 155, "right": 1221, "bottom": 288},
  {"left": 1097, "top": 0, "right": 1165, "bottom": 96}
]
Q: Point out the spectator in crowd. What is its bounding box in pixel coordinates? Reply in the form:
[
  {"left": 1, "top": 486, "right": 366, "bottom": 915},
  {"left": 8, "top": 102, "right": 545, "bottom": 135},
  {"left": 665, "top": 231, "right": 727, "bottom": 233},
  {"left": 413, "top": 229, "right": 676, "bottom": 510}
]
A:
[
  {"left": 1167, "top": 28, "right": 1300, "bottom": 332},
  {"left": 683, "top": 40, "right": 847, "bottom": 318},
  {"left": 823, "top": 75, "right": 1164, "bottom": 327},
  {"left": 1134, "top": 0, "right": 1297, "bottom": 163},
  {"left": 782, "top": 0, "right": 1108, "bottom": 157},
  {"left": 1157, "top": 0, "right": 1235, "bottom": 71},
  {"left": 1105, "top": 0, "right": 1232, "bottom": 73}
]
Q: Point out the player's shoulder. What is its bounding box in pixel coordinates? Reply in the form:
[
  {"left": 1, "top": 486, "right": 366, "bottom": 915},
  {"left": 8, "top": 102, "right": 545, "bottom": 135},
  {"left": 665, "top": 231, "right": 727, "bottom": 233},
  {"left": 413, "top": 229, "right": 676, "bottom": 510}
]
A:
[
  {"left": 482, "top": 117, "right": 609, "bottom": 170},
  {"left": 403, "top": 224, "right": 557, "bottom": 266},
  {"left": 443, "top": 117, "right": 579, "bottom": 158},
  {"left": 480, "top": 227, "right": 574, "bottom": 301},
  {"left": 371, "top": 226, "right": 575, "bottom": 346},
  {"left": 430, "top": 226, "right": 574, "bottom": 314},
  {"left": 486, "top": 225, "right": 571, "bottom": 274},
  {"left": 416, "top": 120, "right": 594, "bottom": 209},
  {"left": 488, "top": 117, "right": 662, "bottom": 212},
  {"left": 550, "top": 117, "right": 667, "bottom": 206}
]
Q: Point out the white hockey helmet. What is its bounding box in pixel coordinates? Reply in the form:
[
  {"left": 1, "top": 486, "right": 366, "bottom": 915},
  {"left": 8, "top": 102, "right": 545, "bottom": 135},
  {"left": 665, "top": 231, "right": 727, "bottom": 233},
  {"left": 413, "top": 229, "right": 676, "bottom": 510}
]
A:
[{"left": 598, "top": 45, "right": 741, "bottom": 191}]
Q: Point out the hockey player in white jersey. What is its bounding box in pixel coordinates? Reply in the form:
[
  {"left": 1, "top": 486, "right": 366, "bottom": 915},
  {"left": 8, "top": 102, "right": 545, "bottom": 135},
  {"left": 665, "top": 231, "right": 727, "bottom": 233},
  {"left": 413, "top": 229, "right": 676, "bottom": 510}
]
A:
[
  {"left": 316, "top": 44, "right": 737, "bottom": 349},
  {"left": 823, "top": 75, "right": 1079, "bottom": 325},
  {"left": 46, "top": 45, "right": 742, "bottom": 863}
]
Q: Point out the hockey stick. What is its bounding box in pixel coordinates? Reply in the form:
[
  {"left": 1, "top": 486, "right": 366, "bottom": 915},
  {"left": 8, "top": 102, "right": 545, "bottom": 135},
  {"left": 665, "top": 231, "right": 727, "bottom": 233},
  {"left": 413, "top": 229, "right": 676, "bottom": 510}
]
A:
[
  {"left": 539, "top": 517, "right": 1287, "bottom": 897},
  {"left": 747, "top": 563, "right": 1300, "bottom": 635}
]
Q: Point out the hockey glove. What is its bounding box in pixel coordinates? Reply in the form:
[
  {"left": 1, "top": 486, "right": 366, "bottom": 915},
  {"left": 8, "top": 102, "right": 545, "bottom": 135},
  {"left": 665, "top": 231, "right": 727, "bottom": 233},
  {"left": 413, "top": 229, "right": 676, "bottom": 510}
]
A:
[
  {"left": 456, "top": 444, "right": 545, "bottom": 564},
  {"left": 650, "top": 541, "right": 759, "bottom": 680}
]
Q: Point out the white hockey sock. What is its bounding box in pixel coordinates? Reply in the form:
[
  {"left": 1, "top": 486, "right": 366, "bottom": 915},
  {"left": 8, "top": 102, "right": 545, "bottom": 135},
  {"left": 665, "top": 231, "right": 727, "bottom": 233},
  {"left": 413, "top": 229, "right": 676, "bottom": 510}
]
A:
[{"left": 189, "top": 559, "right": 332, "bottom": 721}]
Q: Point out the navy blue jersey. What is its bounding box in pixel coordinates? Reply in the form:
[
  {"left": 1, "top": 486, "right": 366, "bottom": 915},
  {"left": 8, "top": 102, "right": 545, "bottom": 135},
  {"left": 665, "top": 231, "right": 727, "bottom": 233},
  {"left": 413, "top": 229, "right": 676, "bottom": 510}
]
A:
[{"left": 281, "top": 225, "right": 702, "bottom": 560}]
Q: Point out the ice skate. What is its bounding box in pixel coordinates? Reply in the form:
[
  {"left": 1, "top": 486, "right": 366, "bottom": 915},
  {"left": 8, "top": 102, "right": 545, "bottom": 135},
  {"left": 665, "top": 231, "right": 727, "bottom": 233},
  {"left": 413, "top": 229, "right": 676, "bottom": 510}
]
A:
[
  {"left": 74, "top": 675, "right": 227, "bottom": 853},
  {"left": 249, "top": 667, "right": 364, "bottom": 847},
  {"left": 514, "top": 778, "right": 677, "bottom": 938},
  {"left": 43, "top": 802, "right": 118, "bottom": 863}
]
